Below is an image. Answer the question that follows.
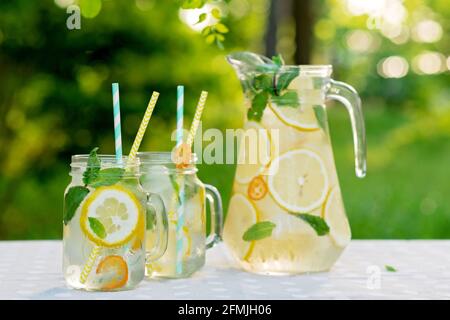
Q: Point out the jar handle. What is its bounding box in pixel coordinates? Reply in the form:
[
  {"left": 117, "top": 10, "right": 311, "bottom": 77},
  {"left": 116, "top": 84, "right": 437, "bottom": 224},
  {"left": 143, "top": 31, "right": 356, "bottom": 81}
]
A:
[
  {"left": 145, "top": 192, "right": 169, "bottom": 261},
  {"left": 326, "top": 79, "right": 367, "bottom": 178},
  {"left": 204, "top": 184, "right": 223, "bottom": 249}
]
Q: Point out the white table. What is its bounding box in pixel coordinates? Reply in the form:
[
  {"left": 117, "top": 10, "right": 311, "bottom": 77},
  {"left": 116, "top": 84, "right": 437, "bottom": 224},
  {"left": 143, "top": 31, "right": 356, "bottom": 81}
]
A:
[{"left": 0, "top": 240, "right": 449, "bottom": 300}]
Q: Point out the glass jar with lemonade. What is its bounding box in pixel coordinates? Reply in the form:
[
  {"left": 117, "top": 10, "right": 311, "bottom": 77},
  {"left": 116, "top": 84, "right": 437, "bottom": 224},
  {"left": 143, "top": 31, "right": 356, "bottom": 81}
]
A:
[
  {"left": 139, "top": 152, "right": 223, "bottom": 278},
  {"left": 63, "top": 149, "right": 168, "bottom": 291}
]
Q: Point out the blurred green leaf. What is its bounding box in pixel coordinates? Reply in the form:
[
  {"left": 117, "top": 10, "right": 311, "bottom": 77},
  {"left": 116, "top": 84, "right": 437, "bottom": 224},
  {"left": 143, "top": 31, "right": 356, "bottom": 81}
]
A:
[
  {"left": 215, "top": 23, "right": 229, "bottom": 34},
  {"left": 79, "top": 0, "right": 102, "bottom": 19},
  {"left": 211, "top": 8, "right": 221, "bottom": 19},
  {"left": 205, "top": 34, "right": 216, "bottom": 44},
  {"left": 195, "top": 13, "right": 207, "bottom": 25}
]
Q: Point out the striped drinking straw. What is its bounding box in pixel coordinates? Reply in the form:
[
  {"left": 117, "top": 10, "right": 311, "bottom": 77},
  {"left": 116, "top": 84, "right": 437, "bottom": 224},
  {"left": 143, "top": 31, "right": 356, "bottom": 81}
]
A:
[
  {"left": 128, "top": 91, "right": 160, "bottom": 162},
  {"left": 175, "top": 85, "right": 186, "bottom": 275},
  {"left": 112, "top": 83, "right": 123, "bottom": 164},
  {"left": 186, "top": 91, "right": 208, "bottom": 147},
  {"left": 80, "top": 83, "right": 126, "bottom": 284}
]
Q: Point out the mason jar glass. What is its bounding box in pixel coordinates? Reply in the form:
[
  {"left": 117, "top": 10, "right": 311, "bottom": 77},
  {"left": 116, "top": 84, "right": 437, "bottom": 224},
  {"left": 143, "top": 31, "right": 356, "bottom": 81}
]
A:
[
  {"left": 138, "top": 152, "right": 223, "bottom": 278},
  {"left": 63, "top": 154, "right": 168, "bottom": 291}
]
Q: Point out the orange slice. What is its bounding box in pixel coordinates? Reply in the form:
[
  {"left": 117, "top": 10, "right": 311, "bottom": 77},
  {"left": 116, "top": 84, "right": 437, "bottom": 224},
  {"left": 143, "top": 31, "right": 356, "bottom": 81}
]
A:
[
  {"left": 96, "top": 255, "right": 128, "bottom": 290},
  {"left": 247, "top": 176, "right": 268, "bottom": 201}
]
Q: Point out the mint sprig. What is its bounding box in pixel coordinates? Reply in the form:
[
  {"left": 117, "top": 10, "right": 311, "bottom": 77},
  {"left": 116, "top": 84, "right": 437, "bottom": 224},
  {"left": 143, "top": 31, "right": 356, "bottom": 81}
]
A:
[
  {"left": 82, "top": 148, "right": 124, "bottom": 188},
  {"left": 82, "top": 147, "right": 100, "bottom": 185},
  {"left": 291, "top": 213, "right": 330, "bottom": 236},
  {"left": 247, "top": 54, "right": 299, "bottom": 121},
  {"left": 243, "top": 221, "right": 276, "bottom": 241},
  {"left": 63, "top": 186, "right": 90, "bottom": 225}
]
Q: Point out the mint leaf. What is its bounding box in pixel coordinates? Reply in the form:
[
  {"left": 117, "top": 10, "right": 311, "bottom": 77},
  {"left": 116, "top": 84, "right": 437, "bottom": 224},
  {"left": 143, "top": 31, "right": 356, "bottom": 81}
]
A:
[
  {"left": 248, "top": 92, "right": 269, "bottom": 121},
  {"left": 83, "top": 147, "right": 100, "bottom": 186},
  {"left": 252, "top": 92, "right": 269, "bottom": 111},
  {"left": 271, "top": 91, "right": 299, "bottom": 107},
  {"left": 385, "top": 265, "right": 397, "bottom": 272},
  {"left": 90, "top": 168, "right": 125, "bottom": 188},
  {"left": 253, "top": 74, "right": 273, "bottom": 93},
  {"left": 272, "top": 54, "right": 284, "bottom": 67},
  {"left": 88, "top": 217, "right": 106, "bottom": 239},
  {"left": 247, "top": 108, "right": 264, "bottom": 122},
  {"left": 313, "top": 105, "right": 327, "bottom": 132},
  {"left": 243, "top": 221, "right": 276, "bottom": 241},
  {"left": 291, "top": 213, "right": 329, "bottom": 236},
  {"left": 63, "top": 186, "right": 90, "bottom": 225},
  {"left": 276, "top": 69, "right": 299, "bottom": 94}
]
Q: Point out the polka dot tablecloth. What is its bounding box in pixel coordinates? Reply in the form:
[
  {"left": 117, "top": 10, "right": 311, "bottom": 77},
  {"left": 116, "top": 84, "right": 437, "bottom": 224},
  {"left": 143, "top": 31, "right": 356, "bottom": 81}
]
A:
[{"left": 0, "top": 240, "right": 449, "bottom": 300}]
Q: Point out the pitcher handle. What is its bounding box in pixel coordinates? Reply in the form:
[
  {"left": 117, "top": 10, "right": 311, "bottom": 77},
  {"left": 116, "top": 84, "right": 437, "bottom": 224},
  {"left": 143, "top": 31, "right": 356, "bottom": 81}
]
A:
[
  {"left": 326, "top": 79, "right": 367, "bottom": 178},
  {"left": 145, "top": 192, "right": 169, "bottom": 261},
  {"left": 204, "top": 184, "right": 223, "bottom": 249}
]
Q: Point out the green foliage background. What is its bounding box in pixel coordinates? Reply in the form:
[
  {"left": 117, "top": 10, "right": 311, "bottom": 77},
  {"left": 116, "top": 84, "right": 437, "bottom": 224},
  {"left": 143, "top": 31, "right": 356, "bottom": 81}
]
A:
[{"left": 0, "top": 0, "right": 449, "bottom": 239}]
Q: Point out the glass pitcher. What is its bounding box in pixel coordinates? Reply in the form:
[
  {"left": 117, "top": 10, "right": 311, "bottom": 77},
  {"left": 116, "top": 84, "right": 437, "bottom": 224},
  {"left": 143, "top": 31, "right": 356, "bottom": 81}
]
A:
[{"left": 223, "top": 52, "right": 366, "bottom": 275}]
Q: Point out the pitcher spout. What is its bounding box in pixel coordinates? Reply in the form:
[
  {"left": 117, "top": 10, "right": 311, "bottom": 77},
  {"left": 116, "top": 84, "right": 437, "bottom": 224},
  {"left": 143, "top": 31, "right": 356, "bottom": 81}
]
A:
[{"left": 226, "top": 51, "right": 276, "bottom": 75}]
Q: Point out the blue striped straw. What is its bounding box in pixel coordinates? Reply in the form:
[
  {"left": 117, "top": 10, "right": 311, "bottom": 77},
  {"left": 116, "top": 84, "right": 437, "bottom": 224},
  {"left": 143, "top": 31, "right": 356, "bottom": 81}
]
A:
[
  {"left": 112, "top": 83, "right": 123, "bottom": 164},
  {"left": 175, "top": 85, "right": 185, "bottom": 275}
]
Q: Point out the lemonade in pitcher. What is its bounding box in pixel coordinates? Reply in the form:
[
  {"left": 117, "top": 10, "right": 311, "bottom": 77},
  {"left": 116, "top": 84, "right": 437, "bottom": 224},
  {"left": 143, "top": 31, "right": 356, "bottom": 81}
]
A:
[{"left": 224, "top": 52, "right": 366, "bottom": 274}]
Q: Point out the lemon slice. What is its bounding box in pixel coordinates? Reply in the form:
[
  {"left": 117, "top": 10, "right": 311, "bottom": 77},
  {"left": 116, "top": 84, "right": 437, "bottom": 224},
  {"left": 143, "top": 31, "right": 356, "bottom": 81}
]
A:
[
  {"left": 268, "top": 149, "right": 328, "bottom": 212},
  {"left": 80, "top": 185, "right": 143, "bottom": 248},
  {"left": 223, "top": 194, "right": 258, "bottom": 260},
  {"left": 322, "top": 187, "right": 351, "bottom": 247},
  {"left": 268, "top": 101, "right": 319, "bottom": 131},
  {"left": 235, "top": 121, "right": 272, "bottom": 184}
]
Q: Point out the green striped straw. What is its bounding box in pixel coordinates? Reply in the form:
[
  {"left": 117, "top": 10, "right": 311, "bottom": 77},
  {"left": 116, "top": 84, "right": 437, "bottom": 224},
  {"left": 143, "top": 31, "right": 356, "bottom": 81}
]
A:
[
  {"left": 112, "top": 83, "right": 123, "bottom": 164},
  {"left": 80, "top": 83, "right": 124, "bottom": 284},
  {"left": 175, "top": 85, "right": 185, "bottom": 275}
]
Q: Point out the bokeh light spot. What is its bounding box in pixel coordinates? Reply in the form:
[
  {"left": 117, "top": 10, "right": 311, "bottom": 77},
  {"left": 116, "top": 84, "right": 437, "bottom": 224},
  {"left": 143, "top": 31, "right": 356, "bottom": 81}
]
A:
[
  {"left": 377, "top": 56, "right": 409, "bottom": 78},
  {"left": 412, "top": 20, "right": 443, "bottom": 43},
  {"left": 412, "top": 52, "right": 446, "bottom": 75},
  {"left": 346, "top": 30, "right": 377, "bottom": 52}
]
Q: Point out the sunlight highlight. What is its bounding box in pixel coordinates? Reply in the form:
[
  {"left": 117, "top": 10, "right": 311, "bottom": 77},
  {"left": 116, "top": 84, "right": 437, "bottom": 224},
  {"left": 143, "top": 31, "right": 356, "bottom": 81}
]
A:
[{"left": 179, "top": 4, "right": 220, "bottom": 32}]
